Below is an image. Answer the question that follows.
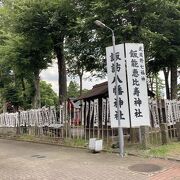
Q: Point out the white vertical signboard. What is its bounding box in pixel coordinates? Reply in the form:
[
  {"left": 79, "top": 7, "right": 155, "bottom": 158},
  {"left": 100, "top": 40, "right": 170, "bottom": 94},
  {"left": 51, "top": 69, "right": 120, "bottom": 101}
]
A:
[
  {"left": 125, "top": 43, "right": 150, "bottom": 127},
  {"left": 106, "top": 44, "right": 130, "bottom": 128}
]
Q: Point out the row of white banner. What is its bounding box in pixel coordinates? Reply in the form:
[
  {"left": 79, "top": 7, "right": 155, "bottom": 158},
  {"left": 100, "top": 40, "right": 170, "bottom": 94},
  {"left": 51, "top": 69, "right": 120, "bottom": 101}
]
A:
[
  {"left": 84, "top": 98, "right": 180, "bottom": 128},
  {"left": 0, "top": 106, "right": 63, "bottom": 128},
  {"left": 83, "top": 98, "right": 111, "bottom": 127},
  {"left": 0, "top": 99, "right": 179, "bottom": 128},
  {"left": 149, "top": 99, "right": 180, "bottom": 128},
  {"left": 0, "top": 98, "right": 111, "bottom": 128}
]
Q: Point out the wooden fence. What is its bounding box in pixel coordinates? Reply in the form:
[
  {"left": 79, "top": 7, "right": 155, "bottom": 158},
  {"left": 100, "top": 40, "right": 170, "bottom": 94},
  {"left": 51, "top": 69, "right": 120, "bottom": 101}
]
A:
[{"left": 0, "top": 99, "right": 179, "bottom": 147}]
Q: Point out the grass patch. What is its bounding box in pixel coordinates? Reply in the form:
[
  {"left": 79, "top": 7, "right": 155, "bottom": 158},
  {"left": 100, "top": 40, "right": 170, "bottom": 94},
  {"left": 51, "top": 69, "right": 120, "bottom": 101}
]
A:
[
  {"left": 124, "top": 142, "right": 180, "bottom": 158},
  {"left": 18, "top": 134, "right": 36, "bottom": 141},
  {"left": 64, "top": 138, "right": 87, "bottom": 147},
  {"left": 148, "top": 146, "right": 169, "bottom": 157},
  {"left": 145, "top": 142, "right": 180, "bottom": 158}
]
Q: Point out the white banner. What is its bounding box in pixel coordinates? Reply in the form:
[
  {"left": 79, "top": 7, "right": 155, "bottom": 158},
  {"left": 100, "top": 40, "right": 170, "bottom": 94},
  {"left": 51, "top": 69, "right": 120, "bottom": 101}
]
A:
[
  {"left": 149, "top": 99, "right": 160, "bottom": 128},
  {"left": 107, "top": 98, "right": 111, "bottom": 126},
  {"left": 49, "top": 106, "right": 57, "bottom": 127},
  {"left": 165, "top": 100, "right": 172, "bottom": 125},
  {"left": 93, "top": 99, "right": 99, "bottom": 127},
  {"left": 171, "top": 100, "right": 179, "bottom": 124},
  {"left": 81, "top": 101, "right": 85, "bottom": 126},
  {"left": 125, "top": 43, "right": 150, "bottom": 127},
  {"left": 178, "top": 101, "right": 180, "bottom": 122},
  {"left": 85, "top": 101, "right": 89, "bottom": 126},
  {"left": 89, "top": 101, "right": 94, "bottom": 125},
  {"left": 59, "top": 104, "right": 64, "bottom": 125},
  {"left": 106, "top": 44, "right": 130, "bottom": 128},
  {"left": 102, "top": 98, "right": 107, "bottom": 126},
  {"left": 37, "top": 109, "right": 43, "bottom": 127}
]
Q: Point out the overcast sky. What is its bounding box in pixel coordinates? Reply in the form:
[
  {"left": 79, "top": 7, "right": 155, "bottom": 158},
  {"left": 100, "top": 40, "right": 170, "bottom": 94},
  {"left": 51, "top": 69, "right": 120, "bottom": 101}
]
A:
[
  {"left": 40, "top": 61, "right": 179, "bottom": 97},
  {"left": 40, "top": 62, "right": 107, "bottom": 94}
]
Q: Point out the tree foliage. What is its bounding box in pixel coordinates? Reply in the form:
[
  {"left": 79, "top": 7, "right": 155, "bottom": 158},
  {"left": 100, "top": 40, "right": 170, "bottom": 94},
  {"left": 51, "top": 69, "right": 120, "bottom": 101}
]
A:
[
  {"left": 147, "top": 0, "right": 180, "bottom": 99},
  {"left": 40, "top": 81, "right": 58, "bottom": 107},
  {"left": 67, "top": 81, "right": 80, "bottom": 98},
  {"left": 0, "top": 0, "right": 179, "bottom": 112},
  {"left": 0, "top": 0, "right": 54, "bottom": 108}
]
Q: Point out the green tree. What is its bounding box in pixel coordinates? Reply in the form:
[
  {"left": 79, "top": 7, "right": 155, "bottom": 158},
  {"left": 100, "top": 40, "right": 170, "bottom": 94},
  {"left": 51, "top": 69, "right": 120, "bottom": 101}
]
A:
[
  {"left": 67, "top": 81, "right": 80, "bottom": 98},
  {"left": 1, "top": 0, "right": 179, "bottom": 108},
  {"left": 48, "top": 0, "right": 77, "bottom": 104},
  {"left": 0, "top": 64, "right": 19, "bottom": 111},
  {"left": 89, "top": 0, "right": 179, "bottom": 99},
  {"left": 40, "top": 81, "right": 58, "bottom": 107},
  {"left": 148, "top": 74, "right": 165, "bottom": 98},
  {"left": 65, "top": 16, "right": 106, "bottom": 95},
  {"left": 5, "top": 0, "right": 78, "bottom": 105},
  {"left": 150, "top": 0, "right": 180, "bottom": 99},
  {"left": 0, "top": 0, "right": 53, "bottom": 108}
]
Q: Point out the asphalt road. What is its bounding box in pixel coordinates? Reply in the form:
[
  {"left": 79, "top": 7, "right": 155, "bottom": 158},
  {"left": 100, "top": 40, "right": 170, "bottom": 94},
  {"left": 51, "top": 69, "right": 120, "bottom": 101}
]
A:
[{"left": 0, "top": 139, "right": 179, "bottom": 180}]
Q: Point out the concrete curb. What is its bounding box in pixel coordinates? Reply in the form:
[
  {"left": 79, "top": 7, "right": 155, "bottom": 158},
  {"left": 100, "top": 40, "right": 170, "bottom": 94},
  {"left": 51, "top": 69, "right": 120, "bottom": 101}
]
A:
[
  {"left": 0, "top": 136, "right": 88, "bottom": 150},
  {"left": 126, "top": 152, "right": 180, "bottom": 162}
]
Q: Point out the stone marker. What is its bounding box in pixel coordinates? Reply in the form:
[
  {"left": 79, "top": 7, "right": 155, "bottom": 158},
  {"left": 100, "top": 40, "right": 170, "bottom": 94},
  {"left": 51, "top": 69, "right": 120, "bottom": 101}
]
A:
[{"left": 160, "top": 123, "right": 169, "bottom": 144}]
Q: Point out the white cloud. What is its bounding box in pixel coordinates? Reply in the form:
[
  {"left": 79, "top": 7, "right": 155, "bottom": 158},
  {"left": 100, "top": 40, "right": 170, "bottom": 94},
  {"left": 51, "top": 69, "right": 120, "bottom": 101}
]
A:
[
  {"left": 40, "top": 62, "right": 107, "bottom": 95},
  {"left": 40, "top": 63, "right": 58, "bottom": 94},
  {"left": 41, "top": 62, "right": 179, "bottom": 99}
]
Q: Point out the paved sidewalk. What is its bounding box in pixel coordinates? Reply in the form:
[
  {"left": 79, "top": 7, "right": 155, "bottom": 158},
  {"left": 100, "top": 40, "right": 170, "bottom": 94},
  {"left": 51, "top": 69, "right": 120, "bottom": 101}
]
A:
[{"left": 0, "top": 139, "right": 179, "bottom": 180}]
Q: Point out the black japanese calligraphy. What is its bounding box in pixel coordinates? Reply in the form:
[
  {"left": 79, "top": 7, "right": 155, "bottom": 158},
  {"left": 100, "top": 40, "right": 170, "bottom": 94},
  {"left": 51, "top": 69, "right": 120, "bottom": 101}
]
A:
[
  {"left": 111, "top": 75, "right": 123, "bottom": 84},
  {"left": 139, "top": 52, "right": 143, "bottom": 57},
  {"left": 132, "top": 69, "right": 139, "bottom": 78},
  {"left": 133, "top": 87, "right": 140, "bottom": 96},
  {"left": 110, "top": 52, "right": 121, "bottom": 62},
  {"left": 133, "top": 79, "right": 140, "bottom": 86},
  {"left": 141, "top": 76, "right": 146, "bottom": 81},
  {"left": 115, "top": 110, "right": 125, "bottom": 120},
  {"left": 139, "top": 46, "right": 143, "bottom": 51},
  {"left": 134, "top": 109, "right": 143, "bottom": 118},
  {"left": 134, "top": 98, "right": 142, "bottom": 107},
  {"left": 129, "top": 50, "right": 138, "bottom": 58},
  {"left": 141, "top": 70, "right": 145, "bottom": 75},
  {"left": 113, "top": 85, "right": 124, "bottom": 95},
  {"left": 140, "top": 58, "right": 144, "bottom": 63},
  {"left": 111, "top": 63, "right": 121, "bottom": 73},
  {"left": 140, "top": 65, "right": 144, "bottom": 69},
  {"left": 114, "top": 98, "right": 124, "bottom": 108},
  {"left": 131, "top": 59, "right": 139, "bottom": 67}
]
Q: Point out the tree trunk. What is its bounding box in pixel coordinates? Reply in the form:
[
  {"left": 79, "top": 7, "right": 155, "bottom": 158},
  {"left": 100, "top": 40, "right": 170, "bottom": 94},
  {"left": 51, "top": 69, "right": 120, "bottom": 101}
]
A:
[
  {"left": 79, "top": 74, "right": 83, "bottom": 96},
  {"left": 32, "top": 71, "right": 41, "bottom": 108},
  {"left": 171, "top": 61, "right": 177, "bottom": 99},
  {"left": 155, "top": 75, "right": 159, "bottom": 98},
  {"left": 21, "top": 77, "right": 26, "bottom": 99},
  {"left": 163, "top": 68, "right": 170, "bottom": 99},
  {"left": 54, "top": 42, "right": 67, "bottom": 105}
]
